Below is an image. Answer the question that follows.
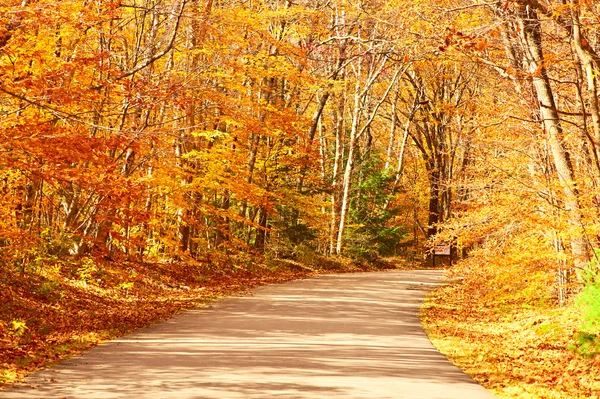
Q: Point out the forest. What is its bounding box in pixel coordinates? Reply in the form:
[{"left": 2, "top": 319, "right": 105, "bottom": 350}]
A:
[{"left": 1, "top": 0, "right": 600, "bottom": 397}]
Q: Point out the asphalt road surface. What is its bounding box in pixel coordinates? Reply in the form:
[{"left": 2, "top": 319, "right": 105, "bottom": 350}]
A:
[{"left": 2, "top": 270, "right": 496, "bottom": 398}]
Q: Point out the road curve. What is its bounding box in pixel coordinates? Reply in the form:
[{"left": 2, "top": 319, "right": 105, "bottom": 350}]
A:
[{"left": 2, "top": 270, "right": 495, "bottom": 398}]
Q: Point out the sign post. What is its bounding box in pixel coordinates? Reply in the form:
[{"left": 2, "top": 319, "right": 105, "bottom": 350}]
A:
[{"left": 433, "top": 242, "right": 452, "bottom": 266}]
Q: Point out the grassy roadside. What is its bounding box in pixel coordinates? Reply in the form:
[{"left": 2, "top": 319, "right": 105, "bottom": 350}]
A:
[
  {"left": 1, "top": 255, "right": 402, "bottom": 387},
  {"left": 421, "top": 281, "right": 600, "bottom": 399}
]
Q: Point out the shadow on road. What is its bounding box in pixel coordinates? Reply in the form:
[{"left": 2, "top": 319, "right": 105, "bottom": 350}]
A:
[{"left": 3, "top": 270, "right": 495, "bottom": 398}]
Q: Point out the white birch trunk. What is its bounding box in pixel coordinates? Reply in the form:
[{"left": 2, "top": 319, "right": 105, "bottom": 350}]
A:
[{"left": 517, "top": 6, "right": 589, "bottom": 271}]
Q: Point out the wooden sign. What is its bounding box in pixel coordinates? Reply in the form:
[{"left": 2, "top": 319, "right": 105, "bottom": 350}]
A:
[{"left": 434, "top": 243, "right": 451, "bottom": 256}]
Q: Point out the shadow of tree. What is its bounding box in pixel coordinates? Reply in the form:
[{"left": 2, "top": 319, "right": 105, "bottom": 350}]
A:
[{"left": 2, "top": 270, "right": 494, "bottom": 398}]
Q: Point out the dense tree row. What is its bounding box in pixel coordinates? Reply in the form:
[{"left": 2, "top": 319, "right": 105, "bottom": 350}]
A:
[
  {"left": 2, "top": 0, "right": 600, "bottom": 310},
  {"left": 0, "top": 0, "right": 420, "bottom": 268}
]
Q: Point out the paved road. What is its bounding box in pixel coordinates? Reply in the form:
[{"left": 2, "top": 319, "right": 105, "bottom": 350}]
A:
[{"left": 2, "top": 270, "right": 495, "bottom": 398}]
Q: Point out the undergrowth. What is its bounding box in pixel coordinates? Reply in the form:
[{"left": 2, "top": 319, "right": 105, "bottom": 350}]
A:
[{"left": 571, "top": 283, "right": 600, "bottom": 358}]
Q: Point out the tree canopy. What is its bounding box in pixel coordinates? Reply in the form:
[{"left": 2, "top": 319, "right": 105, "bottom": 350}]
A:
[{"left": 2, "top": 0, "right": 600, "bottom": 394}]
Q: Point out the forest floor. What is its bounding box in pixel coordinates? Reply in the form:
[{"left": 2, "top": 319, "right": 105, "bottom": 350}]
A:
[
  {"left": 0, "top": 254, "right": 410, "bottom": 387},
  {"left": 421, "top": 282, "right": 600, "bottom": 399}
]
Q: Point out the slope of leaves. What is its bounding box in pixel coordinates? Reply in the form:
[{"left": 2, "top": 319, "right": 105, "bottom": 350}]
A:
[{"left": 422, "top": 279, "right": 600, "bottom": 399}]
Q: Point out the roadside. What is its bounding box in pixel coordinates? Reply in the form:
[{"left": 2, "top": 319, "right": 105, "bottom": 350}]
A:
[{"left": 421, "top": 281, "right": 600, "bottom": 398}]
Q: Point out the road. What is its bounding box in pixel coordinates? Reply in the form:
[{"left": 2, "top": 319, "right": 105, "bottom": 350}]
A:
[{"left": 2, "top": 270, "right": 495, "bottom": 398}]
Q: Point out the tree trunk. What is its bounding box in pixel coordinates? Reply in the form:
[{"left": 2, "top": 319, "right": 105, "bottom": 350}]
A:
[
  {"left": 254, "top": 206, "right": 268, "bottom": 252},
  {"left": 329, "top": 91, "right": 344, "bottom": 255},
  {"left": 516, "top": 5, "right": 589, "bottom": 270},
  {"left": 335, "top": 69, "right": 362, "bottom": 255}
]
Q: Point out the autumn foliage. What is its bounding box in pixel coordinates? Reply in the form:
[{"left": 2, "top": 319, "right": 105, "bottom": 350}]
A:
[{"left": 2, "top": 0, "right": 600, "bottom": 396}]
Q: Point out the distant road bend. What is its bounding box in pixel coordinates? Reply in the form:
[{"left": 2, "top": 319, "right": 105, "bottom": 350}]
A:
[{"left": 2, "top": 270, "right": 496, "bottom": 398}]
